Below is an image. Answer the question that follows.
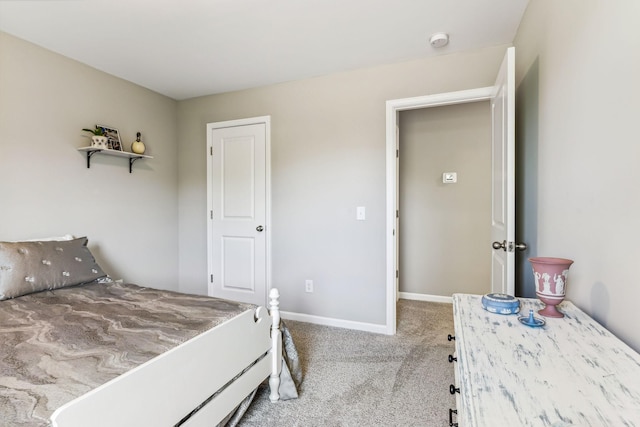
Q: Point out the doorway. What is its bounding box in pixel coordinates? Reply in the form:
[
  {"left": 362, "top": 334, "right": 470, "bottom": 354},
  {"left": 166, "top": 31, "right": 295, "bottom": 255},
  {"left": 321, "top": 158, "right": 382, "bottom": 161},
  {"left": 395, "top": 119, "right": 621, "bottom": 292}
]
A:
[
  {"left": 206, "top": 116, "right": 271, "bottom": 306},
  {"left": 385, "top": 87, "right": 496, "bottom": 334},
  {"left": 398, "top": 102, "right": 492, "bottom": 302},
  {"left": 386, "top": 47, "right": 516, "bottom": 335}
]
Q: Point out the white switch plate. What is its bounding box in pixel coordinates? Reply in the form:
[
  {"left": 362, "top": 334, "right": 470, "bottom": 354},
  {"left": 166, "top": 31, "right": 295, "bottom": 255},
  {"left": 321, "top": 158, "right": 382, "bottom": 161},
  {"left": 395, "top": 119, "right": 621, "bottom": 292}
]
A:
[
  {"left": 442, "top": 172, "right": 457, "bottom": 184},
  {"left": 356, "top": 206, "right": 366, "bottom": 220}
]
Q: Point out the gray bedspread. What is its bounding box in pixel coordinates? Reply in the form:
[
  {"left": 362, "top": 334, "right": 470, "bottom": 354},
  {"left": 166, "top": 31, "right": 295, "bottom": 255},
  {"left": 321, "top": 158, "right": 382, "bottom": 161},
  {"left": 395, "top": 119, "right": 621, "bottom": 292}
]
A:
[{"left": 0, "top": 281, "right": 292, "bottom": 427}]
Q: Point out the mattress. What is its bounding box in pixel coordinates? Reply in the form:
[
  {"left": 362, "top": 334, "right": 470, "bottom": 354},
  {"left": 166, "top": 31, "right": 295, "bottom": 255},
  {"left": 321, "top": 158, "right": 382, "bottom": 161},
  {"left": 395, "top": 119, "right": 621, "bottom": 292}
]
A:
[{"left": 0, "top": 281, "right": 254, "bottom": 427}]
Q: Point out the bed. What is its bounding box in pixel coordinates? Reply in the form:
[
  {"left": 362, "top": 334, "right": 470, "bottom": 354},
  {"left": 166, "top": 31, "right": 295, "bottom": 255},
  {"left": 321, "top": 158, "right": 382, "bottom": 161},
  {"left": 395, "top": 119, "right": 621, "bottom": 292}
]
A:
[{"left": 0, "top": 237, "right": 298, "bottom": 427}]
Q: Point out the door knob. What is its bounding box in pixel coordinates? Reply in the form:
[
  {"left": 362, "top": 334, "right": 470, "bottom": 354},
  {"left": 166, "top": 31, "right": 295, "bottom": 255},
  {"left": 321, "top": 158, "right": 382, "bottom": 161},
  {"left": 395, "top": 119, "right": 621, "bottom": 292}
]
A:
[
  {"left": 492, "top": 240, "right": 527, "bottom": 252},
  {"left": 256, "top": 225, "right": 264, "bottom": 232},
  {"left": 492, "top": 240, "right": 506, "bottom": 251}
]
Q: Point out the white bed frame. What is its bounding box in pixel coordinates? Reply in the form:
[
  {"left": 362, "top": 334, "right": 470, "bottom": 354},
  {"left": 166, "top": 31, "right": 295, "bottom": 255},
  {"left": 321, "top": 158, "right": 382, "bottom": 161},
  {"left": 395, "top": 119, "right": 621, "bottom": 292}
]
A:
[{"left": 50, "top": 289, "right": 282, "bottom": 427}]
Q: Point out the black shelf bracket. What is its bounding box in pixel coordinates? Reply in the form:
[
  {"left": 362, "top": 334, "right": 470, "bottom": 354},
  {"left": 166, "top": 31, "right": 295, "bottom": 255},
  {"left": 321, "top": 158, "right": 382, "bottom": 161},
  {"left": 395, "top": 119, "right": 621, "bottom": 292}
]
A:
[
  {"left": 129, "top": 157, "right": 143, "bottom": 173},
  {"left": 86, "top": 150, "right": 101, "bottom": 169}
]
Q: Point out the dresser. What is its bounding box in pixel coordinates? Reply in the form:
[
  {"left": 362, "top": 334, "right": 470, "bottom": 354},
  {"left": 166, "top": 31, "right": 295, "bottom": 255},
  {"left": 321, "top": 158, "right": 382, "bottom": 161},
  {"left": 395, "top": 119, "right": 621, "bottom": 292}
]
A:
[{"left": 450, "top": 293, "right": 640, "bottom": 426}]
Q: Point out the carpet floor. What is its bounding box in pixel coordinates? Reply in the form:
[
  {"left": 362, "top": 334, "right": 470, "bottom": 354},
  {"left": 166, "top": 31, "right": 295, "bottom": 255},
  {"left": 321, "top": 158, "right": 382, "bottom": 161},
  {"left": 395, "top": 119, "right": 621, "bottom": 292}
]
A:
[{"left": 238, "top": 299, "right": 457, "bottom": 426}]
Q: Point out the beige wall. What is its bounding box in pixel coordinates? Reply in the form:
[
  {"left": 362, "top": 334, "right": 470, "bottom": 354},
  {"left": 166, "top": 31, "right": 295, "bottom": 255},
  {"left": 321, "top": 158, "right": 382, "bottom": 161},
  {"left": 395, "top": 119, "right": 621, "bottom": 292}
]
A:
[
  {"left": 514, "top": 1, "right": 640, "bottom": 350},
  {"left": 177, "top": 45, "right": 510, "bottom": 325},
  {"left": 0, "top": 29, "right": 508, "bottom": 326},
  {"left": 0, "top": 32, "right": 180, "bottom": 290},
  {"left": 399, "top": 102, "right": 491, "bottom": 297}
]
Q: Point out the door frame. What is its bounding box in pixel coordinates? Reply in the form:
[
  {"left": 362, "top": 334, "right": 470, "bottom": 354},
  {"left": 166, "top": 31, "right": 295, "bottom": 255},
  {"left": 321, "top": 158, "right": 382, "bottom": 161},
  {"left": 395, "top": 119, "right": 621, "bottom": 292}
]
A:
[
  {"left": 206, "top": 116, "right": 272, "bottom": 305},
  {"left": 385, "top": 88, "right": 493, "bottom": 335}
]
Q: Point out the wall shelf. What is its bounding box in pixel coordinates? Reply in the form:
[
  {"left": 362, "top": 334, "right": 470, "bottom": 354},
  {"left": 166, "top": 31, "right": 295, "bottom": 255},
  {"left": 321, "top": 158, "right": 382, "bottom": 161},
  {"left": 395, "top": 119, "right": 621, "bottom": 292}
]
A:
[{"left": 78, "top": 147, "right": 153, "bottom": 173}]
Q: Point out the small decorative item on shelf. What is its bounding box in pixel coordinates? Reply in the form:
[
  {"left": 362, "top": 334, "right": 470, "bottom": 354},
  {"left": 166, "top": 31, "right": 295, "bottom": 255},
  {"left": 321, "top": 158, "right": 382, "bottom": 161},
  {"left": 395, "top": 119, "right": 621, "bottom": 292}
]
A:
[
  {"left": 98, "top": 124, "right": 122, "bottom": 151},
  {"left": 131, "top": 132, "right": 146, "bottom": 155},
  {"left": 82, "top": 126, "right": 108, "bottom": 149},
  {"left": 529, "top": 257, "right": 574, "bottom": 318}
]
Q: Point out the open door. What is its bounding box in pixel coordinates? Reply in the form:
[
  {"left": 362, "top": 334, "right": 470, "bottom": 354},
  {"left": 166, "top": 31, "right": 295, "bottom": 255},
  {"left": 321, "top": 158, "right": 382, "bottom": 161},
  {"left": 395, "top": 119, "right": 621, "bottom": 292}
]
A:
[
  {"left": 395, "top": 124, "right": 400, "bottom": 302},
  {"left": 490, "top": 47, "right": 524, "bottom": 295}
]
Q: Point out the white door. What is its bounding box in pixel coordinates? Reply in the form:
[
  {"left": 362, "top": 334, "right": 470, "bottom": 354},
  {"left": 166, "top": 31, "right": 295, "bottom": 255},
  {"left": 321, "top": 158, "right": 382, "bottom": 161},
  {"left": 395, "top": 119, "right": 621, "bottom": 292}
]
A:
[
  {"left": 207, "top": 118, "right": 270, "bottom": 306},
  {"left": 395, "top": 124, "right": 400, "bottom": 302},
  {"left": 490, "top": 47, "right": 516, "bottom": 295}
]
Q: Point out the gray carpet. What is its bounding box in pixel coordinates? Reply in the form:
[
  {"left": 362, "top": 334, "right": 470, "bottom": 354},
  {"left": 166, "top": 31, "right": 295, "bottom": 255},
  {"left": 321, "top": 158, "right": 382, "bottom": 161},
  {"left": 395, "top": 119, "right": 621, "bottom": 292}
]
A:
[{"left": 238, "top": 299, "right": 457, "bottom": 426}]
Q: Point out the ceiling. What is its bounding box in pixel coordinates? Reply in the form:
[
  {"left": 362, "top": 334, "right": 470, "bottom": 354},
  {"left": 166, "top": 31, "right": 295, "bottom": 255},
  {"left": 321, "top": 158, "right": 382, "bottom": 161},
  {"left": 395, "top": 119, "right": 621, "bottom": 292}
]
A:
[{"left": 0, "top": 0, "right": 529, "bottom": 100}]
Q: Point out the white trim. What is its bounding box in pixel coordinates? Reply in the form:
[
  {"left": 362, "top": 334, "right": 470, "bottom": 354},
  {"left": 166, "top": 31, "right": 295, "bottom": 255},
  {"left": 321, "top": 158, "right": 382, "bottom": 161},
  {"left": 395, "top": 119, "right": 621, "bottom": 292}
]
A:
[
  {"left": 206, "top": 116, "right": 272, "bottom": 306},
  {"left": 385, "top": 87, "right": 493, "bottom": 335},
  {"left": 399, "top": 292, "right": 453, "bottom": 304},
  {"left": 281, "top": 311, "right": 388, "bottom": 335}
]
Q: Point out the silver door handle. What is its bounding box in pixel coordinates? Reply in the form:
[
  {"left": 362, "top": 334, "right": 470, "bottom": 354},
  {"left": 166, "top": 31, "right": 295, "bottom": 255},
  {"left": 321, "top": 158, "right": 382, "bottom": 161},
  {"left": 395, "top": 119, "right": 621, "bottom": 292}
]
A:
[
  {"left": 256, "top": 225, "right": 264, "bottom": 232},
  {"left": 492, "top": 240, "right": 527, "bottom": 252},
  {"left": 492, "top": 240, "right": 506, "bottom": 251}
]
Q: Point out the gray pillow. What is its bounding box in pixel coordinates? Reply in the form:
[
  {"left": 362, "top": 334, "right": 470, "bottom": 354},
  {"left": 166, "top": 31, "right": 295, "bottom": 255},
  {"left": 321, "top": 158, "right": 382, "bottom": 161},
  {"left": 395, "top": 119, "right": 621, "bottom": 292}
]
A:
[{"left": 0, "top": 237, "right": 106, "bottom": 300}]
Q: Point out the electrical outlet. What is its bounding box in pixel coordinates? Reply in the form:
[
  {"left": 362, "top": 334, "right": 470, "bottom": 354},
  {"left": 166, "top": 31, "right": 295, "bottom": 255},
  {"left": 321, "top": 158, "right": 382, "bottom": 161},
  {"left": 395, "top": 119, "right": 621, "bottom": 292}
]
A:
[{"left": 305, "top": 279, "right": 314, "bottom": 293}]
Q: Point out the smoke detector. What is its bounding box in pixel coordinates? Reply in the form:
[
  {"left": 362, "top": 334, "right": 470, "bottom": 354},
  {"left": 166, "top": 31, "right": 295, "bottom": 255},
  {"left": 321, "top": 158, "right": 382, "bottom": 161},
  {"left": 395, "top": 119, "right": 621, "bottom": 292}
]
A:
[{"left": 429, "top": 32, "right": 449, "bottom": 48}]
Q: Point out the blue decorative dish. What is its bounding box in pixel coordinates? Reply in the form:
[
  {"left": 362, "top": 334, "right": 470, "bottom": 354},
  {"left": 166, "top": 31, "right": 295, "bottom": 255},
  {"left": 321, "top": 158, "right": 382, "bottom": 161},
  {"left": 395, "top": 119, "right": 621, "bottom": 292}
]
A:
[
  {"left": 518, "top": 309, "right": 546, "bottom": 328},
  {"left": 481, "top": 293, "right": 521, "bottom": 315}
]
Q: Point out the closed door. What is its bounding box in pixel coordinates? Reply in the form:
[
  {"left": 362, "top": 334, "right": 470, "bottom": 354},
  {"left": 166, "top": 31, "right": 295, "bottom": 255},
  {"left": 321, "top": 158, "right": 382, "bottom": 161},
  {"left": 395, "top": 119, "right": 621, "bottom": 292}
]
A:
[{"left": 207, "top": 118, "right": 270, "bottom": 306}]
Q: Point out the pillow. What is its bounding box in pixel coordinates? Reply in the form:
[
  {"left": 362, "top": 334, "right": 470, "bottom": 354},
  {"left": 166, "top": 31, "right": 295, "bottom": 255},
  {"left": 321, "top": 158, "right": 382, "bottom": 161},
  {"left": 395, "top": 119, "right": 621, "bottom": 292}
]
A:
[
  {"left": 6, "top": 235, "right": 75, "bottom": 243},
  {"left": 0, "top": 237, "right": 106, "bottom": 300},
  {"left": 23, "top": 234, "right": 76, "bottom": 242}
]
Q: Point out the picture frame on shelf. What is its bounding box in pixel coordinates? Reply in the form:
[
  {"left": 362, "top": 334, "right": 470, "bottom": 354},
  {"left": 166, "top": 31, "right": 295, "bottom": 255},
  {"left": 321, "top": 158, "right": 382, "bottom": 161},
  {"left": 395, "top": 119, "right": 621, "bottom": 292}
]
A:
[{"left": 98, "top": 125, "right": 122, "bottom": 151}]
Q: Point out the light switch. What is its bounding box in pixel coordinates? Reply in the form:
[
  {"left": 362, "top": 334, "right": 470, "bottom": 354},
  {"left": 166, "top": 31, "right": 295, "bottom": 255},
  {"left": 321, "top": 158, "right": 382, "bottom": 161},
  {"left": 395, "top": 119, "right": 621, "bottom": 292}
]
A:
[
  {"left": 356, "top": 206, "right": 366, "bottom": 221},
  {"left": 442, "top": 172, "right": 457, "bottom": 184}
]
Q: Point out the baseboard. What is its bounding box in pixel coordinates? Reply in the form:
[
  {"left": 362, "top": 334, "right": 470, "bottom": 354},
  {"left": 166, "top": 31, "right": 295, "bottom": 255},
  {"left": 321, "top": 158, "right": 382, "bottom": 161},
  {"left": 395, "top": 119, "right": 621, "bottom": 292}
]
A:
[
  {"left": 280, "top": 311, "right": 388, "bottom": 334},
  {"left": 281, "top": 294, "right": 451, "bottom": 333},
  {"left": 399, "top": 292, "right": 453, "bottom": 304}
]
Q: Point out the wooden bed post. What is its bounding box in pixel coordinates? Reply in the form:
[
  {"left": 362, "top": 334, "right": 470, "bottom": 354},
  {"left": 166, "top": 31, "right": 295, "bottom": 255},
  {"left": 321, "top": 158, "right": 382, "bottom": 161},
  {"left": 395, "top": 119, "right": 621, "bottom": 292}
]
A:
[{"left": 268, "top": 288, "right": 282, "bottom": 402}]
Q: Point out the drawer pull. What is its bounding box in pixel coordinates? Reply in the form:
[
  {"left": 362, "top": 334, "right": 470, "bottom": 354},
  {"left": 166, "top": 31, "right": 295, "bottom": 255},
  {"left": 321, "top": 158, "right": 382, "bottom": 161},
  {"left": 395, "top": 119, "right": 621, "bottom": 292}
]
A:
[
  {"left": 449, "top": 408, "right": 458, "bottom": 426},
  {"left": 448, "top": 334, "right": 455, "bottom": 341},
  {"left": 449, "top": 384, "right": 460, "bottom": 395},
  {"left": 448, "top": 354, "right": 457, "bottom": 363}
]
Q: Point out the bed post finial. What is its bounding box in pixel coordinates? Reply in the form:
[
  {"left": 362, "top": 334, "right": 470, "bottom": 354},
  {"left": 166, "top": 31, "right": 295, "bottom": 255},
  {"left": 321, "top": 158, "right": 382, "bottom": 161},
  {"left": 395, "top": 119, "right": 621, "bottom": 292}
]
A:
[
  {"left": 269, "top": 288, "right": 281, "bottom": 402},
  {"left": 269, "top": 288, "right": 280, "bottom": 325}
]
